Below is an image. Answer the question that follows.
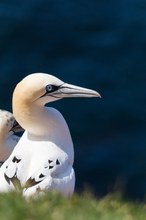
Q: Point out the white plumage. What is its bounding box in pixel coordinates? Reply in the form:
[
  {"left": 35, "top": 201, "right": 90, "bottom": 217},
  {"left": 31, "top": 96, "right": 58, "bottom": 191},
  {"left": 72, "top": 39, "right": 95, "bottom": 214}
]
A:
[{"left": 0, "top": 73, "right": 100, "bottom": 197}]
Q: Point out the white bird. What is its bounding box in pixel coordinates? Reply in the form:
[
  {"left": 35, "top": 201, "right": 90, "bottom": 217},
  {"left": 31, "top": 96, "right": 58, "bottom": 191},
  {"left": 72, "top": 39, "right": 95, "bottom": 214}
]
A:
[
  {"left": 0, "top": 109, "right": 23, "bottom": 162},
  {"left": 0, "top": 73, "right": 100, "bottom": 197}
]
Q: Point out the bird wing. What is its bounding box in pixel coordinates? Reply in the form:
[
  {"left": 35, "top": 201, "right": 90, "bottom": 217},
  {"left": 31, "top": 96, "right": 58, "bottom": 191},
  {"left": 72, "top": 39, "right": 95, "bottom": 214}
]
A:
[
  {"left": 23, "top": 165, "right": 75, "bottom": 197},
  {"left": 3, "top": 152, "right": 74, "bottom": 197},
  {"left": 4, "top": 156, "right": 22, "bottom": 190},
  {"left": 23, "top": 153, "right": 71, "bottom": 196},
  {"left": 23, "top": 150, "right": 75, "bottom": 197}
]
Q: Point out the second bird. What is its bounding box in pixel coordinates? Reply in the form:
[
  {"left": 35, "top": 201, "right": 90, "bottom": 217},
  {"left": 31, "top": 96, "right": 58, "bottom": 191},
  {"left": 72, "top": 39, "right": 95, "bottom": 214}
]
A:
[{"left": 0, "top": 109, "right": 23, "bottom": 162}]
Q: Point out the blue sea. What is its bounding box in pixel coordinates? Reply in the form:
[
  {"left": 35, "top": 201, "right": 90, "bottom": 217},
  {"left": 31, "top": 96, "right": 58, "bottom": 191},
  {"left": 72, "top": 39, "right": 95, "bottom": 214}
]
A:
[{"left": 0, "top": 0, "right": 146, "bottom": 199}]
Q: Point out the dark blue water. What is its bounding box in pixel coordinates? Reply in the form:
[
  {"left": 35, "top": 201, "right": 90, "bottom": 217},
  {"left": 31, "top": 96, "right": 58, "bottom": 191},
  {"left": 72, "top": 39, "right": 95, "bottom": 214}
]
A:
[{"left": 0, "top": 0, "right": 146, "bottom": 199}]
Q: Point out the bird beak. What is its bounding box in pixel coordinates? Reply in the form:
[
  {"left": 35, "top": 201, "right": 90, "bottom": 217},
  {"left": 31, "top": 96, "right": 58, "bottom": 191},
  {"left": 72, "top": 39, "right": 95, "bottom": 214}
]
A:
[
  {"left": 55, "top": 83, "right": 101, "bottom": 98},
  {"left": 11, "top": 121, "right": 24, "bottom": 133}
]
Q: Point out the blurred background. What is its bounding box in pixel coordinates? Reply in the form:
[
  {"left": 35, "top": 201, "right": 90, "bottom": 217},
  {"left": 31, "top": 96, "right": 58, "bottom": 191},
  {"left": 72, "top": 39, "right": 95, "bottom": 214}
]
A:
[{"left": 0, "top": 0, "right": 146, "bottom": 200}]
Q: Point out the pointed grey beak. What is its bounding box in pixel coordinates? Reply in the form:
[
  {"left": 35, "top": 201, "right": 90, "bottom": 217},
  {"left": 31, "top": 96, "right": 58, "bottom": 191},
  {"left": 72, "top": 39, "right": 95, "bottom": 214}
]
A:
[{"left": 55, "top": 83, "right": 101, "bottom": 98}]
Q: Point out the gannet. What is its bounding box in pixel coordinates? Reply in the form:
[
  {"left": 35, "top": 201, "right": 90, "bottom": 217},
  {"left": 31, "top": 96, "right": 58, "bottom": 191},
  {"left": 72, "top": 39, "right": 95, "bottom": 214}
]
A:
[
  {"left": 0, "top": 73, "right": 101, "bottom": 197},
  {"left": 0, "top": 109, "right": 23, "bottom": 162}
]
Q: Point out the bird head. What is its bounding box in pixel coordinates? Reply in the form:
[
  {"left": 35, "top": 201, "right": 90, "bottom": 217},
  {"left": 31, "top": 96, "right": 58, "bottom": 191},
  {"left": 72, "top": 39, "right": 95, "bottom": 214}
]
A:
[{"left": 13, "top": 73, "right": 101, "bottom": 107}]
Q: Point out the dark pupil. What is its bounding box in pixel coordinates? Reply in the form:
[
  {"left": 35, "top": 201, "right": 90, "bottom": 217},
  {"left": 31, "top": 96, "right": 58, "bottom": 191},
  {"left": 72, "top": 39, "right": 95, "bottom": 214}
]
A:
[
  {"left": 46, "top": 84, "right": 57, "bottom": 93},
  {"left": 47, "top": 85, "right": 53, "bottom": 91}
]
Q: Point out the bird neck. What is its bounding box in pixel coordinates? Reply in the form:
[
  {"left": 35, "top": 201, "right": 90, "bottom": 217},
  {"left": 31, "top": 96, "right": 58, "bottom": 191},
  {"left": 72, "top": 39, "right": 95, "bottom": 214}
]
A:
[
  {"left": 13, "top": 100, "right": 50, "bottom": 136},
  {"left": 0, "top": 128, "right": 9, "bottom": 141},
  {"left": 13, "top": 99, "right": 73, "bottom": 145},
  {"left": 0, "top": 136, "right": 12, "bottom": 161},
  {"left": 13, "top": 93, "right": 74, "bottom": 160},
  {"left": 0, "top": 131, "right": 5, "bottom": 140}
]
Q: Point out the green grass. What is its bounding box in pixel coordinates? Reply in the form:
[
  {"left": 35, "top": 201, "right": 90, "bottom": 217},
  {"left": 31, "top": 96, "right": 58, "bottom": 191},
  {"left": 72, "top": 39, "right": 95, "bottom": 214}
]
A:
[{"left": 0, "top": 192, "right": 145, "bottom": 220}]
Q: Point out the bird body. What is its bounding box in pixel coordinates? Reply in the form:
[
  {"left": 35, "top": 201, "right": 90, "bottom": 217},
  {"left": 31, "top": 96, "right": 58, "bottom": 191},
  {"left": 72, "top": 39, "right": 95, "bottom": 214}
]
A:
[{"left": 0, "top": 73, "right": 100, "bottom": 197}]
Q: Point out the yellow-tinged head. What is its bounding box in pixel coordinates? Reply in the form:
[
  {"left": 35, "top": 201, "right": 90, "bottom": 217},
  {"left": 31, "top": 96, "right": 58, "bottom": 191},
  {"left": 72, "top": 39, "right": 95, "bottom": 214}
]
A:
[
  {"left": 13, "top": 72, "right": 101, "bottom": 106},
  {"left": 12, "top": 73, "right": 101, "bottom": 134}
]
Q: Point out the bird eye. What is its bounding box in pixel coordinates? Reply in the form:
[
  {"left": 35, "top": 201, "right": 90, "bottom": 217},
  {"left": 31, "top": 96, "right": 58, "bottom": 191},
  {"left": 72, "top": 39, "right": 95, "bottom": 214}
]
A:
[{"left": 46, "top": 84, "right": 58, "bottom": 93}]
